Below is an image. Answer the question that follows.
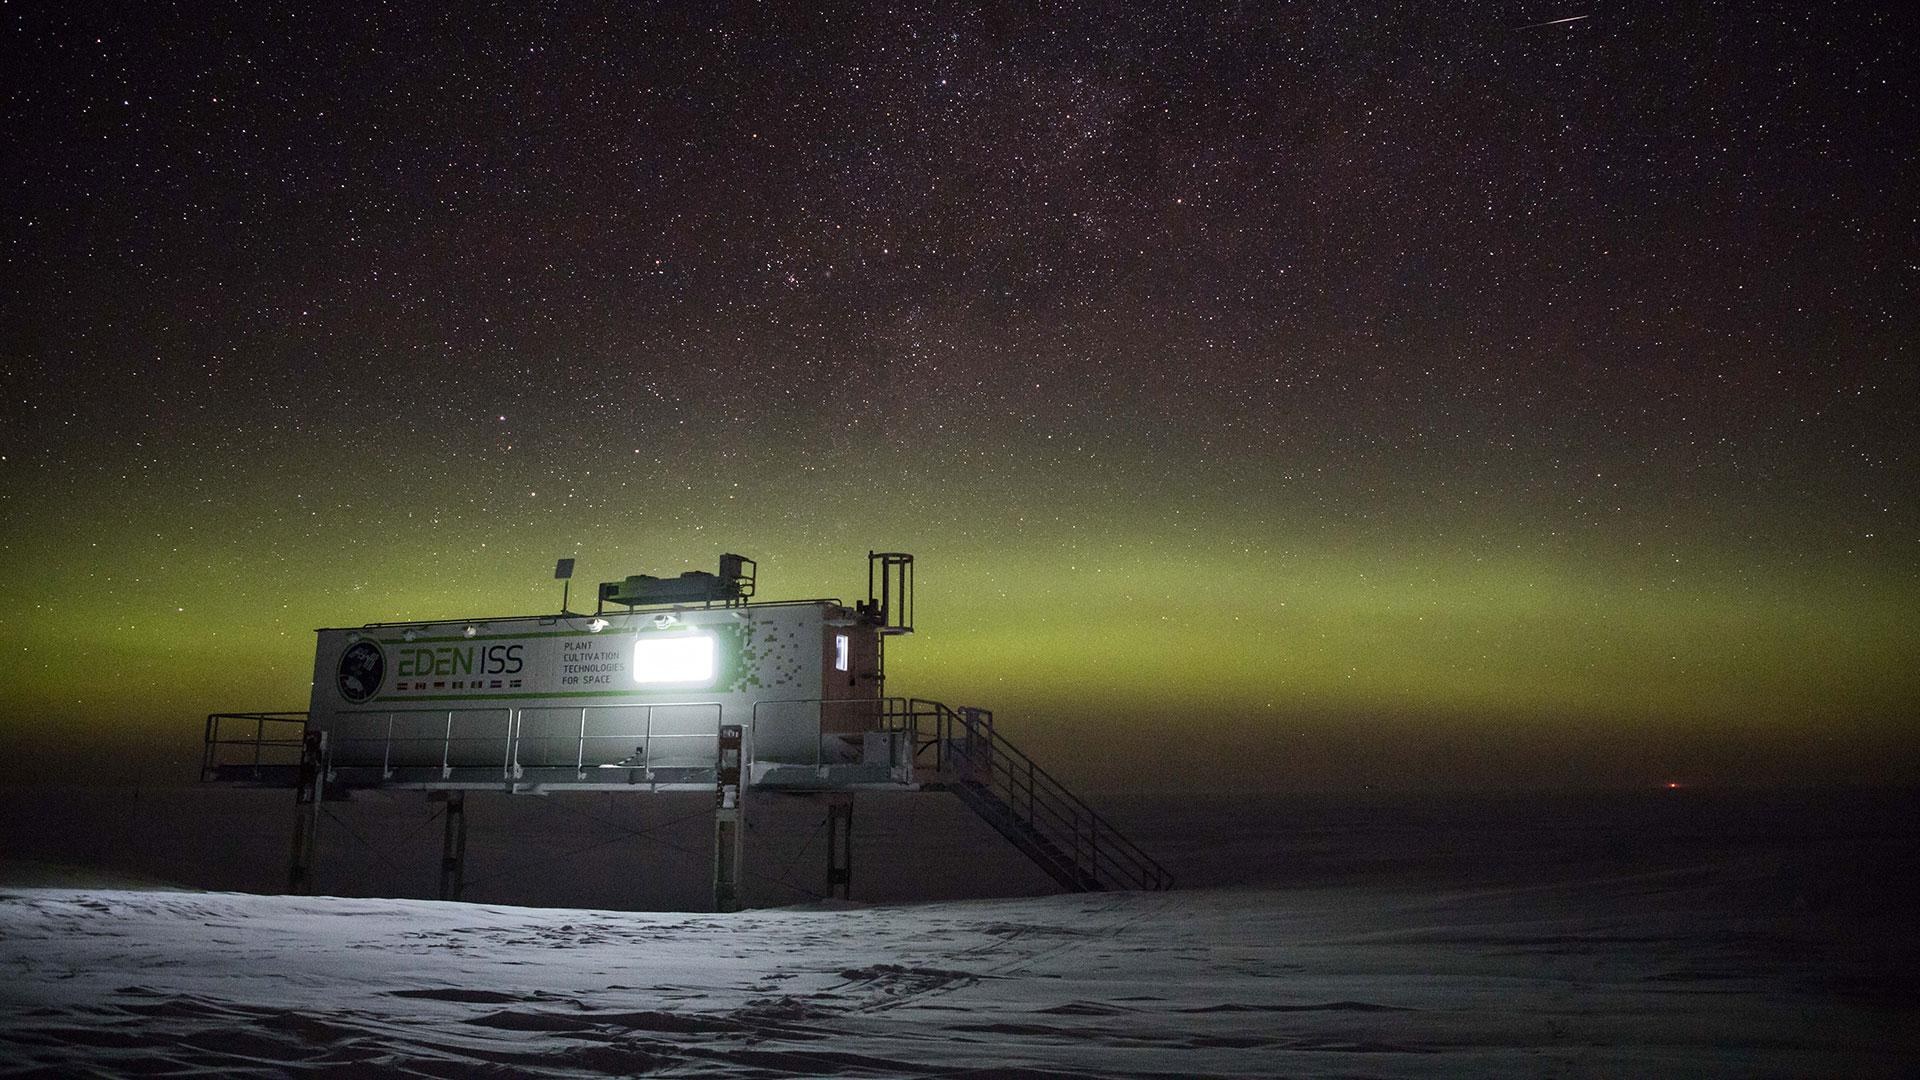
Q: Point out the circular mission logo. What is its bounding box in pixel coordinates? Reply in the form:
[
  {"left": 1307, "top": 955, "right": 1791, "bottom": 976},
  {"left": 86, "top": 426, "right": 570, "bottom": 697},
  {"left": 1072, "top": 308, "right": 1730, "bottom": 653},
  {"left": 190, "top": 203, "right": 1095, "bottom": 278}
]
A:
[{"left": 336, "top": 640, "right": 386, "bottom": 704}]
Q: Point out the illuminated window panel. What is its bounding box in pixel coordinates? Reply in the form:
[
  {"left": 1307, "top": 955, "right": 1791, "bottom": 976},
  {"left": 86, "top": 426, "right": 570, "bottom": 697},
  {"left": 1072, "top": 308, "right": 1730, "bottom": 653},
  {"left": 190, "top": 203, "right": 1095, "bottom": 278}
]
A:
[
  {"left": 834, "top": 633, "right": 850, "bottom": 672},
  {"left": 633, "top": 633, "right": 716, "bottom": 684}
]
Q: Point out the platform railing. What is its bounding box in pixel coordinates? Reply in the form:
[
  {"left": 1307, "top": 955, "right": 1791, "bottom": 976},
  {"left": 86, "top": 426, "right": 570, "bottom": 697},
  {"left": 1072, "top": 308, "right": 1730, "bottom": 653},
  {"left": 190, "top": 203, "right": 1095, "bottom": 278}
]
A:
[
  {"left": 549, "top": 702, "right": 724, "bottom": 778},
  {"left": 891, "top": 698, "right": 1174, "bottom": 892},
  {"left": 316, "top": 707, "right": 517, "bottom": 779},
  {"left": 326, "top": 703, "right": 726, "bottom": 780},
  {"left": 202, "top": 712, "right": 311, "bottom": 780},
  {"left": 205, "top": 705, "right": 734, "bottom": 784},
  {"left": 748, "top": 696, "right": 911, "bottom": 767},
  {"left": 507, "top": 702, "right": 725, "bottom": 779}
]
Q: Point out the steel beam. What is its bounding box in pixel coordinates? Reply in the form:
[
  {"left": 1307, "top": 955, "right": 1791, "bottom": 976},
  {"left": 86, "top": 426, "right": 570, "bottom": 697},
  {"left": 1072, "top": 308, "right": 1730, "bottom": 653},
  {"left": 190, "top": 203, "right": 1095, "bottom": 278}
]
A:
[
  {"left": 436, "top": 790, "right": 467, "bottom": 901},
  {"left": 713, "top": 724, "right": 745, "bottom": 912},
  {"left": 826, "top": 793, "right": 853, "bottom": 899},
  {"left": 287, "top": 731, "right": 327, "bottom": 895}
]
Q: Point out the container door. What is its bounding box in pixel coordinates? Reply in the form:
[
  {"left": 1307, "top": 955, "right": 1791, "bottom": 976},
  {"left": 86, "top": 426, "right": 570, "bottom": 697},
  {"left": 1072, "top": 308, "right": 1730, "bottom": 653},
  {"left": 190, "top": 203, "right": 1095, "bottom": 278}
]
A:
[{"left": 820, "top": 624, "right": 882, "bottom": 740}]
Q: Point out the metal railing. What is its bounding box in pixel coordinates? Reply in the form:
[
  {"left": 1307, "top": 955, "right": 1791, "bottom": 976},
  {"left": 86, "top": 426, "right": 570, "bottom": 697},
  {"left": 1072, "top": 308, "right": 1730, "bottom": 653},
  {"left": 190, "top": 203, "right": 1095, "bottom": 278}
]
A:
[
  {"left": 513, "top": 702, "right": 724, "bottom": 778},
  {"left": 748, "top": 696, "right": 911, "bottom": 767},
  {"left": 203, "top": 705, "right": 726, "bottom": 783},
  {"left": 890, "top": 699, "right": 1174, "bottom": 892},
  {"left": 324, "top": 703, "right": 725, "bottom": 780},
  {"left": 319, "top": 707, "right": 516, "bottom": 779},
  {"left": 203, "top": 712, "right": 311, "bottom": 780}
]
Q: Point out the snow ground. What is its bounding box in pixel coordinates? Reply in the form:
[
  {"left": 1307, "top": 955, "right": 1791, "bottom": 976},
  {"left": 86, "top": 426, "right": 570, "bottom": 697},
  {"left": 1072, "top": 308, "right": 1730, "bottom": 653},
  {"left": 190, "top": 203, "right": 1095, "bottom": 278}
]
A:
[
  {"left": 4, "top": 859, "right": 1915, "bottom": 1077},
  {"left": 2, "top": 787, "right": 1916, "bottom": 1076}
]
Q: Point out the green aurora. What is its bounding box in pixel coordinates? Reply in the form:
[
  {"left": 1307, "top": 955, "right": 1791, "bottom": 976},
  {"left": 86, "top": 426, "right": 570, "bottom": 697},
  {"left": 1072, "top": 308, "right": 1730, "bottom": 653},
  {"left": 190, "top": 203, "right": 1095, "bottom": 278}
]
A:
[{"left": 4, "top": 432, "right": 1913, "bottom": 791}]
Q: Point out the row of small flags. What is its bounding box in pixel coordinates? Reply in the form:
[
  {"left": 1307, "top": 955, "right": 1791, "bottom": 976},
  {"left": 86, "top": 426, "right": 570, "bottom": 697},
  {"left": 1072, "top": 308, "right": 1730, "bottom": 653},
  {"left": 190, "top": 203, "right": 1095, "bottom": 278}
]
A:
[{"left": 394, "top": 679, "right": 524, "bottom": 691}]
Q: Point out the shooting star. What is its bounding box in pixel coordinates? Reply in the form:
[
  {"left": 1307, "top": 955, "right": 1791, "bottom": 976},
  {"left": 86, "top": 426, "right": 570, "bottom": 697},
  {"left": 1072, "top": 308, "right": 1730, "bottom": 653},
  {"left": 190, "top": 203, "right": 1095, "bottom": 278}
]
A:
[{"left": 1517, "top": 14, "right": 1591, "bottom": 30}]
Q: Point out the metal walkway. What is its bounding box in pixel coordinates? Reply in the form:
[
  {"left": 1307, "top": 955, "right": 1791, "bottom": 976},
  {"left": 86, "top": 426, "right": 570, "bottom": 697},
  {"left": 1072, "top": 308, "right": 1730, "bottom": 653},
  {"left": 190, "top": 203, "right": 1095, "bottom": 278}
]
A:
[{"left": 204, "top": 698, "right": 1174, "bottom": 895}]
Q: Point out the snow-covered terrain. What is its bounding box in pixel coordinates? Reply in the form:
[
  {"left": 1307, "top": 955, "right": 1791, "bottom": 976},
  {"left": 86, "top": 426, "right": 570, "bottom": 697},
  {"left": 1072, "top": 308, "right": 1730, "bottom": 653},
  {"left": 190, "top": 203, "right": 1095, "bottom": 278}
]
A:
[
  {"left": 2, "top": 788, "right": 1915, "bottom": 1076},
  {"left": 3, "top": 865, "right": 1914, "bottom": 1075}
]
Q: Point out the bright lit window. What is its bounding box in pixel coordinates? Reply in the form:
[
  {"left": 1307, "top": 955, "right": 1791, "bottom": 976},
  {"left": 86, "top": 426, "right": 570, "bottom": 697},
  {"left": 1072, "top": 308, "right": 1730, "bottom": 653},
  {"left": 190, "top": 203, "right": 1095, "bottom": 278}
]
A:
[
  {"left": 834, "top": 633, "right": 850, "bottom": 672},
  {"left": 633, "top": 633, "right": 716, "bottom": 683}
]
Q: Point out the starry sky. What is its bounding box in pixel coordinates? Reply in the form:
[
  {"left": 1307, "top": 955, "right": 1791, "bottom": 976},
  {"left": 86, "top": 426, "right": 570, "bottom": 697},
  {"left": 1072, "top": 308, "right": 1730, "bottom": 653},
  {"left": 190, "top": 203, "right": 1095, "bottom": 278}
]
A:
[{"left": 4, "top": 3, "right": 1915, "bottom": 791}]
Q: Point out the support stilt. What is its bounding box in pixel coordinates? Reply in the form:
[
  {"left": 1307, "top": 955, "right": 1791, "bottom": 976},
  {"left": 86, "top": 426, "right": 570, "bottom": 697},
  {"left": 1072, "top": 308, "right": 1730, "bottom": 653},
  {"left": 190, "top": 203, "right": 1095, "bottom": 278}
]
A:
[
  {"left": 436, "top": 790, "right": 467, "bottom": 901},
  {"left": 288, "top": 731, "right": 327, "bottom": 895},
  {"left": 826, "top": 793, "right": 853, "bottom": 900},
  {"left": 713, "top": 724, "right": 745, "bottom": 912}
]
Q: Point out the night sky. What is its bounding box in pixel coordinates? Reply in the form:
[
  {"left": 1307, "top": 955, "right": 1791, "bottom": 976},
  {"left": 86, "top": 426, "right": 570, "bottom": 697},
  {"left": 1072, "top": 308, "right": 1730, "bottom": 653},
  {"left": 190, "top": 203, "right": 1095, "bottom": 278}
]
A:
[{"left": 4, "top": 3, "right": 1914, "bottom": 791}]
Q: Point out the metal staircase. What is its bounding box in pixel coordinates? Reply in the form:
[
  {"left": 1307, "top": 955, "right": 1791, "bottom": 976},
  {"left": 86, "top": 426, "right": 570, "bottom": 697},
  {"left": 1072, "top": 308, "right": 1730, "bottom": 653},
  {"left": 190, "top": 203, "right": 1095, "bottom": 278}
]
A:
[{"left": 893, "top": 699, "right": 1175, "bottom": 893}]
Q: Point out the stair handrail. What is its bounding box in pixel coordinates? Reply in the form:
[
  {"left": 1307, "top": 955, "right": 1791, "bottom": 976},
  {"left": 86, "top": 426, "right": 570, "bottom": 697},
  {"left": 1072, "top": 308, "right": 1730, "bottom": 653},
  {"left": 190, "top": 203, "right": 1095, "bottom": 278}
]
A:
[
  {"left": 903, "top": 697, "right": 1172, "bottom": 891},
  {"left": 982, "top": 750, "right": 1169, "bottom": 890},
  {"left": 959, "top": 703, "right": 1170, "bottom": 890},
  {"left": 978, "top": 739, "right": 1168, "bottom": 891}
]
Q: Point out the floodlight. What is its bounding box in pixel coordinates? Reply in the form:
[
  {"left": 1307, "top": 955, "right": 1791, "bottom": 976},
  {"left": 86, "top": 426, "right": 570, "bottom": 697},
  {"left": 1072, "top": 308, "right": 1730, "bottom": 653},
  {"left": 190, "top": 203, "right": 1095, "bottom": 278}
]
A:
[
  {"left": 587, "top": 618, "right": 609, "bottom": 633},
  {"left": 633, "top": 633, "right": 715, "bottom": 684},
  {"left": 462, "top": 625, "right": 478, "bottom": 639}
]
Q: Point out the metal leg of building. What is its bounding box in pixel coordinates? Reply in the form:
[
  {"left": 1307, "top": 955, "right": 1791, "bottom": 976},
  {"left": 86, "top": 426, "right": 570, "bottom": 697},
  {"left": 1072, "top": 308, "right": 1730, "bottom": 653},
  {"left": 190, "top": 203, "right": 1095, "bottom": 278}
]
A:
[
  {"left": 437, "top": 790, "right": 467, "bottom": 901},
  {"left": 713, "top": 724, "right": 745, "bottom": 913},
  {"left": 714, "top": 805, "right": 743, "bottom": 912},
  {"left": 287, "top": 731, "right": 328, "bottom": 895},
  {"left": 826, "top": 794, "right": 854, "bottom": 900}
]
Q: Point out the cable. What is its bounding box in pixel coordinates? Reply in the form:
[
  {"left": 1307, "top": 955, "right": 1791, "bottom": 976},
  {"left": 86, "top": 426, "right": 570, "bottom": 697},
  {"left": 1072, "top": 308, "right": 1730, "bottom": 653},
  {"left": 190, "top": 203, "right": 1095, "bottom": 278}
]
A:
[
  {"left": 764, "top": 812, "right": 830, "bottom": 900},
  {"left": 461, "top": 828, "right": 688, "bottom": 890},
  {"left": 541, "top": 793, "right": 719, "bottom": 838},
  {"left": 328, "top": 789, "right": 834, "bottom": 902},
  {"left": 521, "top": 793, "right": 831, "bottom": 899},
  {"left": 319, "top": 805, "right": 409, "bottom": 889},
  {"left": 460, "top": 796, "right": 716, "bottom": 890},
  {"left": 389, "top": 803, "right": 448, "bottom": 848}
]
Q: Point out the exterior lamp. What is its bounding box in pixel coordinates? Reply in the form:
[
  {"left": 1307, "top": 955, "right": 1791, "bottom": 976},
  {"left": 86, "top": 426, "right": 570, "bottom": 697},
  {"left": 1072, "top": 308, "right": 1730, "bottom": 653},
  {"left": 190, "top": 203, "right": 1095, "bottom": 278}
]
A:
[{"left": 633, "top": 633, "right": 715, "bottom": 683}]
